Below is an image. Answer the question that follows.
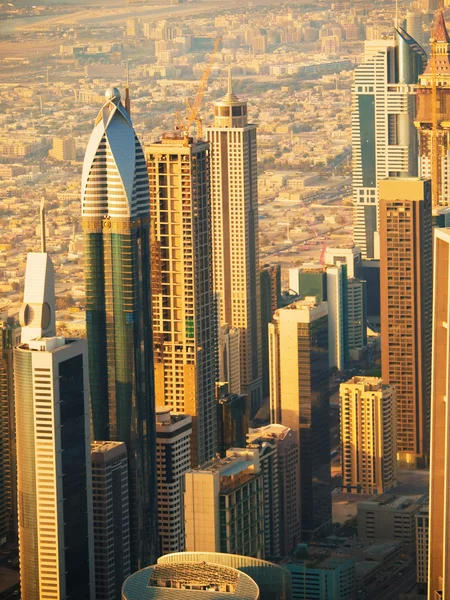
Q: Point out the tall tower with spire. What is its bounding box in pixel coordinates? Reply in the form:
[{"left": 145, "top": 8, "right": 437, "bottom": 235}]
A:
[
  {"left": 81, "top": 87, "right": 157, "bottom": 569},
  {"left": 205, "top": 68, "right": 262, "bottom": 416},
  {"left": 415, "top": 10, "right": 450, "bottom": 207}
]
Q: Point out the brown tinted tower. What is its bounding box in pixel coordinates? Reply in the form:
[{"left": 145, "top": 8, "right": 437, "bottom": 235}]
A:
[{"left": 379, "top": 178, "right": 432, "bottom": 468}]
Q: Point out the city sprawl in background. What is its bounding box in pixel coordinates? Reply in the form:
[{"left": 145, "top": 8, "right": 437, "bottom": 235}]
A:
[{"left": 2, "top": 0, "right": 450, "bottom": 598}]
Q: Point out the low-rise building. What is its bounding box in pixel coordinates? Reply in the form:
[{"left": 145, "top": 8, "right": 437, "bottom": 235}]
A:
[
  {"left": 283, "top": 546, "right": 356, "bottom": 600},
  {"left": 357, "top": 495, "right": 425, "bottom": 543}
]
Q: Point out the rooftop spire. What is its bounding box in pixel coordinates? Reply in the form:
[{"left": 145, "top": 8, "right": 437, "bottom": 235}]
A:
[
  {"left": 227, "top": 64, "right": 233, "bottom": 96},
  {"left": 431, "top": 10, "right": 450, "bottom": 44},
  {"left": 40, "top": 197, "right": 46, "bottom": 253},
  {"left": 125, "top": 60, "right": 131, "bottom": 115}
]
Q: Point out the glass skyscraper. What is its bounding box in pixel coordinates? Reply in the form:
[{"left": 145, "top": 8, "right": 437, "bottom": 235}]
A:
[{"left": 81, "top": 87, "right": 157, "bottom": 569}]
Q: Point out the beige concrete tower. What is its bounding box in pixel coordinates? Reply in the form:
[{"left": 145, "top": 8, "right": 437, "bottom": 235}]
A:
[
  {"left": 340, "top": 377, "right": 397, "bottom": 495},
  {"left": 206, "top": 69, "right": 262, "bottom": 416},
  {"left": 428, "top": 227, "right": 450, "bottom": 599},
  {"left": 145, "top": 133, "right": 217, "bottom": 466}
]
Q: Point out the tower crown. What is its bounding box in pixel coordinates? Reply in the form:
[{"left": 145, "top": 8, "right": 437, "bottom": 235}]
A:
[
  {"left": 431, "top": 10, "right": 450, "bottom": 44},
  {"left": 212, "top": 67, "right": 248, "bottom": 128},
  {"left": 81, "top": 88, "right": 150, "bottom": 220}
]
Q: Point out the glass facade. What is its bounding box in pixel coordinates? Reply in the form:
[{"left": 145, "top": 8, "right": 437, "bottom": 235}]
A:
[
  {"left": 84, "top": 222, "right": 157, "bottom": 569},
  {"left": 297, "top": 316, "right": 332, "bottom": 539},
  {"left": 59, "top": 356, "right": 90, "bottom": 599}
]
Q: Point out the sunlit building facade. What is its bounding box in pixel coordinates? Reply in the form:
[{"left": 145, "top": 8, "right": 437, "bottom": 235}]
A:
[
  {"left": 352, "top": 28, "right": 426, "bottom": 259},
  {"left": 145, "top": 133, "right": 217, "bottom": 466},
  {"left": 81, "top": 87, "right": 157, "bottom": 568},
  {"left": 340, "top": 377, "right": 397, "bottom": 495},
  {"left": 205, "top": 71, "right": 262, "bottom": 416},
  {"left": 15, "top": 252, "right": 95, "bottom": 600}
]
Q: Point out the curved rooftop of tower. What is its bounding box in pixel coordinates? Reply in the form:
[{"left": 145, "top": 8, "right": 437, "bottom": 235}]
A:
[
  {"left": 81, "top": 88, "right": 150, "bottom": 220},
  {"left": 121, "top": 562, "right": 260, "bottom": 599}
]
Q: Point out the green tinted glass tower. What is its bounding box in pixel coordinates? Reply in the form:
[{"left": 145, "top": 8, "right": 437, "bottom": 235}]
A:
[{"left": 81, "top": 87, "right": 157, "bottom": 569}]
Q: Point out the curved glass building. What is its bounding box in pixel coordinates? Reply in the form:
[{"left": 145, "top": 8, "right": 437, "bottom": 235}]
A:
[
  {"left": 122, "top": 562, "right": 260, "bottom": 599},
  {"left": 158, "top": 552, "right": 292, "bottom": 600},
  {"left": 81, "top": 87, "right": 157, "bottom": 569}
]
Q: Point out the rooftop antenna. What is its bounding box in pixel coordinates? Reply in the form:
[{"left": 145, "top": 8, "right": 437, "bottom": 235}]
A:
[
  {"left": 125, "top": 60, "right": 131, "bottom": 114},
  {"left": 40, "top": 197, "right": 46, "bottom": 253},
  {"left": 395, "top": 0, "right": 398, "bottom": 29}
]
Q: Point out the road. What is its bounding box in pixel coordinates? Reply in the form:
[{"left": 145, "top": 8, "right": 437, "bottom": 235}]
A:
[{"left": 364, "top": 564, "right": 416, "bottom": 600}]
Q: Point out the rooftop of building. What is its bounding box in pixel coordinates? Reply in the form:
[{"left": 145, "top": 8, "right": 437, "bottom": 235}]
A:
[
  {"left": 247, "top": 424, "right": 291, "bottom": 444},
  {"left": 340, "top": 376, "right": 388, "bottom": 391},
  {"left": 91, "top": 440, "right": 126, "bottom": 453},
  {"left": 358, "top": 494, "right": 420, "bottom": 512},
  {"left": 122, "top": 562, "right": 260, "bottom": 599},
  {"left": 282, "top": 546, "right": 353, "bottom": 571}
]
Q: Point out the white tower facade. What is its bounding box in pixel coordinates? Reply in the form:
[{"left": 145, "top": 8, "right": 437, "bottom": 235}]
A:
[
  {"left": 15, "top": 252, "right": 95, "bottom": 600},
  {"left": 206, "top": 71, "right": 262, "bottom": 415},
  {"left": 352, "top": 30, "right": 426, "bottom": 259}
]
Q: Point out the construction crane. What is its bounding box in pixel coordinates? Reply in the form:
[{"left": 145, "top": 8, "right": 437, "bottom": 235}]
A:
[{"left": 175, "top": 37, "right": 222, "bottom": 145}]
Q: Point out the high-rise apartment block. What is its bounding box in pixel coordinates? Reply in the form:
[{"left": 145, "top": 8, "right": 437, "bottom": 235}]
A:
[
  {"left": 15, "top": 252, "right": 95, "bottom": 600},
  {"left": 184, "top": 449, "right": 264, "bottom": 558},
  {"left": 347, "top": 277, "right": 367, "bottom": 358},
  {"left": 352, "top": 29, "right": 426, "bottom": 259},
  {"left": 269, "top": 298, "right": 332, "bottom": 540},
  {"left": 0, "top": 320, "right": 20, "bottom": 546},
  {"left": 145, "top": 132, "right": 217, "bottom": 466},
  {"left": 260, "top": 264, "right": 281, "bottom": 400},
  {"left": 416, "top": 12, "right": 450, "bottom": 207},
  {"left": 248, "top": 424, "right": 301, "bottom": 557},
  {"left": 340, "top": 377, "right": 397, "bottom": 495},
  {"left": 415, "top": 498, "right": 429, "bottom": 588},
  {"left": 428, "top": 227, "right": 450, "bottom": 599},
  {"left": 91, "top": 441, "right": 130, "bottom": 600},
  {"left": 379, "top": 178, "right": 432, "bottom": 468},
  {"left": 81, "top": 87, "right": 157, "bottom": 568},
  {"left": 206, "top": 72, "right": 262, "bottom": 415},
  {"left": 155, "top": 407, "right": 192, "bottom": 555},
  {"left": 218, "top": 325, "right": 241, "bottom": 395}
]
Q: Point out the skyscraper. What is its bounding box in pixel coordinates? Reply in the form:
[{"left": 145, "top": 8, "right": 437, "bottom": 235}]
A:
[
  {"left": 347, "top": 278, "right": 367, "bottom": 359},
  {"left": 91, "top": 441, "right": 130, "bottom": 600},
  {"left": 155, "top": 407, "right": 192, "bottom": 555},
  {"left": 0, "top": 319, "right": 20, "bottom": 546},
  {"left": 352, "top": 28, "right": 426, "bottom": 259},
  {"left": 145, "top": 132, "right": 217, "bottom": 466},
  {"left": 416, "top": 11, "right": 450, "bottom": 207},
  {"left": 206, "top": 70, "right": 262, "bottom": 416},
  {"left": 340, "top": 377, "right": 397, "bottom": 495},
  {"left": 269, "top": 299, "right": 332, "bottom": 540},
  {"left": 428, "top": 227, "right": 450, "bottom": 598},
  {"left": 81, "top": 87, "right": 157, "bottom": 568},
  {"left": 260, "top": 264, "right": 281, "bottom": 400},
  {"left": 379, "top": 178, "right": 432, "bottom": 468},
  {"left": 15, "top": 252, "right": 95, "bottom": 600},
  {"left": 247, "top": 424, "right": 301, "bottom": 557}
]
